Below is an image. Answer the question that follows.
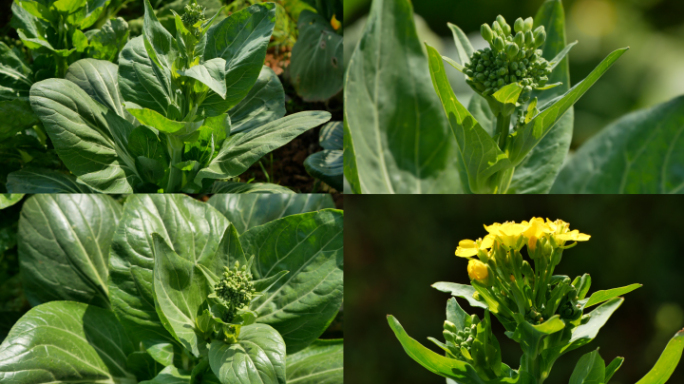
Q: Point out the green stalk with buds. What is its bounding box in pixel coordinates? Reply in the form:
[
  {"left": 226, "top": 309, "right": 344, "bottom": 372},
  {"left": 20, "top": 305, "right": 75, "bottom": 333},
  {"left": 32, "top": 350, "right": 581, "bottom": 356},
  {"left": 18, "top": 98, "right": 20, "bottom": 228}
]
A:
[{"left": 388, "top": 218, "right": 684, "bottom": 384}]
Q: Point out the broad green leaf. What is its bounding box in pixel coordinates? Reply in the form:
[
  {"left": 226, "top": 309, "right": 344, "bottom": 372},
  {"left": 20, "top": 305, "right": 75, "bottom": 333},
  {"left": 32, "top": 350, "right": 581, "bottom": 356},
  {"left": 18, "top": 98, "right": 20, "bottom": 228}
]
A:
[
  {"left": 564, "top": 297, "right": 623, "bottom": 354},
  {"left": 15, "top": 0, "right": 54, "bottom": 22},
  {"left": 30, "top": 78, "right": 140, "bottom": 192},
  {"left": 152, "top": 233, "right": 208, "bottom": 357},
  {"left": 0, "top": 301, "right": 136, "bottom": 384},
  {"left": 605, "top": 356, "right": 624, "bottom": 382},
  {"left": 10, "top": 2, "right": 52, "bottom": 52},
  {"left": 128, "top": 125, "right": 169, "bottom": 164},
  {"left": 195, "top": 223, "right": 247, "bottom": 285},
  {"left": 127, "top": 107, "right": 187, "bottom": 134},
  {"left": 320, "top": 121, "right": 342, "bottom": 150},
  {"left": 242, "top": 209, "right": 343, "bottom": 353},
  {"left": 6, "top": 168, "right": 94, "bottom": 193},
  {"left": 208, "top": 324, "right": 286, "bottom": 384},
  {"left": 210, "top": 181, "right": 295, "bottom": 194},
  {"left": 0, "top": 100, "right": 39, "bottom": 140},
  {"left": 72, "top": 29, "right": 89, "bottom": 52},
  {"left": 387, "top": 315, "right": 486, "bottom": 383},
  {"left": 344, "top": 0, "right": 464, "bottom": 194},
  {"left": 286, "top": 339, "right": 343, "bottom": 384},
  {"left": 207, "top": 193, "right": 334, "bottom": 234},
  {"left": 467, "top": 95, "right": 496, "bottom": 136},
  {"left": 142, "top": 0, "right": 177, "bottom": 76},
  {"left": 202, "top": 3, "right": 276, "bottom": 115},
  {"left": 53, "top": 0, "right": 86, "bottom": 15},
  {"left": 492, "top": 83, "right": 523, "bottom": 105},
  {"left": 0, "top": 194, "right": 23, "bottom": 209},
  {"left": 426, "top": 44, "right": 511, "bottom": 194},
  {"left": 432, "top": 282, "right": 488, "bottom": 309},
  {"left": 305, "top": 150, "right": 343, "bottom": 191},
  {"left": 140, "top": 365, "right": 191, "bottom": 384},
  {"left": 569, "top": 349, "right": 605, "bottom": 384},
  {"left": 66, "top": 59, "right": 131, "bottom": 120},
  {"left": 551, "top": 95, "right": 684, "bottom": 194},
  {"left": 179, "top": 58, "right": 227, "bottom": 98},
  {"left": 514, "top": 316, "right": 565, "bottom": 356},
  {"left": 79, "top": 0, "right": 109, "bottom": 29},
  {"left": 196, "top": 111, "right": 330, "bottom": 182},
  {"left": 0, "top": 41, "right": 33, "bottom": 101},
  {"left": 119, "top": 36, "right": 179, "bottom": 118},
  {"left": 18, "top": 194, "right": 121, "bottom": 308},
  {"left": 228, "top": 66, "right": 286, "bottom": 134},
  {"left": 88, "top": 18, "right": 130, "bottom": 63},
  {"left": 508, "top": 0, "right": 575, "bottom": 194},
  {"left": 508, "top": 47, "right": 628, "bottom": 166},
  {"left": 636, "top": 330, "right": 684, "bottom": 384},
  {"left": 290, "top": 10, "right": 343, "bottom": 102},
  {"left": 582, "top": 283, "right": 642, "bottom": 308},
  {"left": 109, "top": 194, "right": 229, "bottom": 349},
  {"left": 146, "top": 342, "right": 175, "bottom": 367},
  {"left": 446, "top": 297, "right": 470, "bottom": 330},
  {"left": 447, "top": 23, "right": 474, "bottom": 66}
]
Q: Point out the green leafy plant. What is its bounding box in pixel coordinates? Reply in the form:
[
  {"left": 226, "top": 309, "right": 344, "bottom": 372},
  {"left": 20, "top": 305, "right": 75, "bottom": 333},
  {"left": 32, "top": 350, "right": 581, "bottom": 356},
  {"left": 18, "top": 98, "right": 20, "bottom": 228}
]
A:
[
  {"left": 5, "top": 0, "right": 331, "bottom": 193},
  {"left": 0, "top": 193, "right": 343, "bottom": 384},
  {"left": 289, "top": 0, "right": 343, "bottom": 102},
  {"left": 388, "top": 217, "right": 684, "bottom": 383},
  {"left": 344, "top": 0, "right": 684, "bottom": 194},
  {"left": 304, "top": 120, "right": 343, "bottom": 191}
]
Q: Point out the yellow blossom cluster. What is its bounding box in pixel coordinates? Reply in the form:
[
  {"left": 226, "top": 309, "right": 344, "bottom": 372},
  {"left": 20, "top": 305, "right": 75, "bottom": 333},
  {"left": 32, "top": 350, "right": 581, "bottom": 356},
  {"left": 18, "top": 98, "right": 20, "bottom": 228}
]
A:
[{"left": 455, "top": 218, "right": 590, "bottom": 258}]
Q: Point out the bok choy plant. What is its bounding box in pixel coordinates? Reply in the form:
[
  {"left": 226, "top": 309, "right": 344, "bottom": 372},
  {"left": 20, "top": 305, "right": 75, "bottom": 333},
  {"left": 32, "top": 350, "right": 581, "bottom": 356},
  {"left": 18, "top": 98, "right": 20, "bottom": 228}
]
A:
[
  {"left": 388, "top": 218, "right": 684, "bottom": 384},
  {"left": 0, "top": 193, "right": 343, "bottom": 384},
  {"left": 7, "top": 0, "right": 331, "bottom": 194},
  {"left": 344, "top": 0, "right": 684, "bottom": 194}
]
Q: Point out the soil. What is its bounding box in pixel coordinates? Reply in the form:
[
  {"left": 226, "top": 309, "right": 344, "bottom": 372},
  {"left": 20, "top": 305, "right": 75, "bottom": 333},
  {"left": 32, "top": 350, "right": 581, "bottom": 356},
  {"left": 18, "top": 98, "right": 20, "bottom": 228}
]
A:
[{"left": 238, "top": 45, "right": 343, "bottom": 194}]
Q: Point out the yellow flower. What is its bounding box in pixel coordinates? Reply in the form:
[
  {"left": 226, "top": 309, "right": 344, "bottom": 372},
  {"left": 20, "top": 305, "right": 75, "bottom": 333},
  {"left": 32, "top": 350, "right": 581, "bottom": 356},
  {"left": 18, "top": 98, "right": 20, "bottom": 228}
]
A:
[
  {"left": 455, "top": 236, "right": 494, "bottom": 258},
  {"left": 484, "top": 221, "right": 529, "bottom": 247},
  {"left": 546, "top": 219, "right": 590, "bottom": 243},
  {"left": 330, "top": 14, "right": 341, "bottom": 31},
  {"left": 522, "top": 217, "right": 552, "bottom": 250},
  {"left": 467, "top": 259, "right": 489, "bottom": 283}
]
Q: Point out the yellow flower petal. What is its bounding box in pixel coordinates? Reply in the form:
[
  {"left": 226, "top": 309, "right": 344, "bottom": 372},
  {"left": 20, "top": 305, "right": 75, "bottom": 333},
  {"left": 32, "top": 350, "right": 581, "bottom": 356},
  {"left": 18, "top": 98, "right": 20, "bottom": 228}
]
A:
[{"left": 555, "top": 229, "right": 591, "bottom": 242}]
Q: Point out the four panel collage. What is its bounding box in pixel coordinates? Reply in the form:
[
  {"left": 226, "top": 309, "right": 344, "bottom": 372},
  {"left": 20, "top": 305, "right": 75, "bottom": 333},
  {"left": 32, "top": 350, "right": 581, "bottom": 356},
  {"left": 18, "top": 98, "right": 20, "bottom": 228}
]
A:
[{"left": 0, "top": 0, "right": 683, "bottom": 383}]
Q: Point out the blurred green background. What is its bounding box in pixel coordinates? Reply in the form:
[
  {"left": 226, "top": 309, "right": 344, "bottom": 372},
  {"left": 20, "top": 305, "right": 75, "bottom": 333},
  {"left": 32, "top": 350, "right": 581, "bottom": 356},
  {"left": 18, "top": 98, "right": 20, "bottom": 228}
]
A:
[
  {"left": 346, "top": 195, "right": 684, "bottom": 384},
  {"left": 343, "top": 0, "right": 684, "bottom": 150}
]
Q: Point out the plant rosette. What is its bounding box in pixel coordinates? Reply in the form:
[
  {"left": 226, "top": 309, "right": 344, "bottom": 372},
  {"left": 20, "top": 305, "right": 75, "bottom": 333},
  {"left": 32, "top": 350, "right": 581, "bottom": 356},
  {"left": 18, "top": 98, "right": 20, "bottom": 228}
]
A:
[{"left": 388, "top": 217, "right": 684, "bottom": 384}]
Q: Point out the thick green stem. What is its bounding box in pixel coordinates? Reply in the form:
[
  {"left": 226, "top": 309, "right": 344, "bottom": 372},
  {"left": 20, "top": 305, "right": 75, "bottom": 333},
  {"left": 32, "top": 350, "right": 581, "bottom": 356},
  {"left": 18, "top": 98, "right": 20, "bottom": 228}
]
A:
[
  {"left": 521, "top": 354, "right": 548, "bottom": 384},
  {"left": 165, "top": 135, "right": 185, "bottom": 192},
  {"left": 496, "top": 113, "right": 511, "bottom": 150}
]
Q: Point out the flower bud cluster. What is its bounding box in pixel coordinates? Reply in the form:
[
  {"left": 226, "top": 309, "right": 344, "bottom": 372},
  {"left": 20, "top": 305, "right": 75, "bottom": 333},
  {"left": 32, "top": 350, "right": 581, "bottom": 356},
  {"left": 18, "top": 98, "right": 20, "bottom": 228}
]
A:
[
  {"left": 181, "top": 2, "right": 206, "bottom": 30},
  {"left": 214, "top": 262, "right": 255, "bottom": 322},
  {"left": 465, "top": 15, "right": 551, "bottom": 101},
  {"left": 443, "top": 319, "right": 478, "bottom": 359}
]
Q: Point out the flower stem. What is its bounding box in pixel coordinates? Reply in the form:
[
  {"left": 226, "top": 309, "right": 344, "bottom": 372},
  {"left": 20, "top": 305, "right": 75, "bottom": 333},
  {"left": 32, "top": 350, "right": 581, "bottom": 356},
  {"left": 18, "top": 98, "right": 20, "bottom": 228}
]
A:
[{"left": 496, "top": 113, "right": 511, "bottom": 150}]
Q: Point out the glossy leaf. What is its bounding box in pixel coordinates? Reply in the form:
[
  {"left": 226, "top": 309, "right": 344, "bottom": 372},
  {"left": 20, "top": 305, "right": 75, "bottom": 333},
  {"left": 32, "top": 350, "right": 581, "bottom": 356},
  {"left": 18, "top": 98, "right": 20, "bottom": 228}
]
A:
[
  {"left": 202, "top": 3, "right": 276, "bottom": 115},
  {"left": 446, "top": 297, "right": 470, "bottom": 330},
  {"left": 18, "top": 194, "right": 121, "bottom": 308},
  {"left": 605, "top": 356, "right": 624, "bottom": 382},
  {"left": 581, "top": 283, "right": 642, "bottom": 308},
  {"left": 0, "top": 301, "right": 136, "bottom": 384},
  {"left": 228, "top": 66, "right": 286, "bottom": 134},
  {"left": 305, "top": 150, "right": 343, "bottom": 191},
  {"left": 207, "top": 193, "right": 334, "bottom": 234},
  {"left": 29, "top": 78, "right": 140, "bottom": 192},
  {"left": 0, "top": 100, "right": 38, "bottom": 140},
  {"left": 290, "top": 10, "right": 343, "bottom": 102},
  {"left": 208, "top": 324, "right": 286, "bottom": 384},
  {"left": 152, "top": 233, "right": 208, "bottom": 357},
  {"left": 196, "top": 111, "right": 330, "bottom": 182},
  {"left": 432, "top": 282, "right": 488, "bottom": 309},
  {"left": 569, "top": 349, "right": 605, "bottom": 384},
  {"left": 286, "top": 339, "right": 343, "bottom": 384},
  {"left": 426, "top": 44, "right": 511, "bottom": 193},
  {"left": 6, "top": 168, "right": 94, "bottom": 193},
  {"left": 243, "top": 209, "right": 343, "bottom": 353},
  {"left": 564, "top": 298, "right": 623, "bottom": 354},
  {"left": 140, "top": 365, "right": 191, "bottom": 384},
  {"left": 508, "top": 47, "right": 628, "bottom": 166},
  {"left": 320, "top": 121, "right": 342, "bottom": 150},
  {"left": 210, "top": 181, "right": 294, "bottom": 194},
  {"left": 127, "top": 107, "right": 187, "bottom": 134},
  {"left": 636, "top": 330, "right": 684, "bottom": 384},
  {"left": 387, "top": 315, "right": 487, "bottom": 383},
  {"left": 179, "top": 58, "right": 227, "bottom": 98},
  {"left": 551, "top": 95, "right": 684, "bottom": 194},
  {"left": 344, "top": 0, "right": 465, "bottom": 194},
  {"left": 0, "top": 41, "right": 33, "bottom": 100},
  {"left": 0, "top": 194, "right": 23, "bottom": 209},
  {"left": 88, "top": 17, "right": 130, "bottom": 62},
  {"left": 108, "top": 194, "right": 228, "bottom": 348},
  {"left": 447, "top": 22, "right": 474, "bottom": 66},
  {"left": 65, "top": 58, "right": 131, "bottom": 120}
]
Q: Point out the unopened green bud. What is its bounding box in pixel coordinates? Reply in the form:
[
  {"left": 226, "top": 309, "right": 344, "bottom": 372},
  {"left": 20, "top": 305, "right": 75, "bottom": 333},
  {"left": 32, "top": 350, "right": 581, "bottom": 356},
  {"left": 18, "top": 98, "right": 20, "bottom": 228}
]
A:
[
  {"left": 492, "top": 21, "right": 503, "bottom": 35},
  {"left": 506, "top": 43, "right": 519, "bottom": 59},
  {"left": 510, "top": 75, "right": 517, "bottom": 83},
  {"left": 514, "top": 18, "right": 525, "bottom": 33},
  {"left": 493, "top": 36, "right": 505, "bottom": 51},
  {"left": 497, "top": 78, "right": 504, "bottom": 87},
  {"left": 525, "top": 31, "right": 535, "bottom": 48},
  {"left": 496, "top": 15, "right": 509, "bottom": 34},
  {"left": 481, "top": 24, "right": 494, "bottom": 42},
  {"left": 514, "top": 31, "right": 525, "bottom": 47},
  {"left": 534, "top": 26, "right": 546, "bottom": 48},
  {"left": 181, "top": 2, "right": 206, "bottom": 28},
  {"left": 524, "top": 17, "right": 534, "bottom": 32},
  {"left": 214, "top": 262, "right": 256, "bottom": 322}
]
